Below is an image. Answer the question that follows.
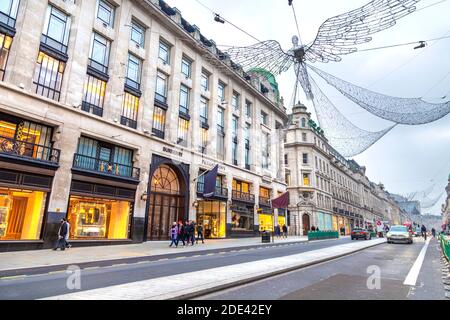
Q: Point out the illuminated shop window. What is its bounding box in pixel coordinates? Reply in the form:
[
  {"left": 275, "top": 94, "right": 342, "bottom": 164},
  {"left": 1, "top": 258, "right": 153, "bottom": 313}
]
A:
[
  {"left": 33, "top": 51, "right": 66, "bottom": 101},
  {"left": 82, "top": 74, "right": 106, "bottom": 116},
  {"left": 67, "top": 196, "right": 132, "bottom": 240},
  {"left": 197, "top": 201, "right": 226, "bottom": 239},
  {"left": 0, "top": 33, "right": 13, "bottom": 81},
  {"left": 0, "top": 188, "right": 46, "bottom": 241},
  {"left": 231, "top": 210, "right": 254, "bottom": 231},
  {"left": 303, "top": 173, "right": 310, "bottom": 186},
  {"left": 259, "top": 214, "right": 273, "bottom": 232},
  {"left": 121, "top": 92, "right": 139, "bottom": 129}
]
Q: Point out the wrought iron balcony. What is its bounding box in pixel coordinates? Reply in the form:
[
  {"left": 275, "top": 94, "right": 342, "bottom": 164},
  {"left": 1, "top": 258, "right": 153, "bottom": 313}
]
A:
[
  {"left": 259, "top": 196, "right": 271, "bottom": 207},
  {"left": 40, "top": 34, "right": 68, "bottom": 55},
  {"left": 73, "top": 153, "right": 140, "bottom": 180},
  {"left": 81, "top": 101, "right": 103, "bottom": 117},
  {"left": 197, "top": 182, "right": 228, "bottom": 199},
  {"left": 0, "top": 11, "right": 17, "bottom": 30},
  {"left": 232, "top": 190, "right": 255, "bottom": 203},
  {"left": 88, "top": 58, "right": 109, "bottom": 76},
  {"left": 0, "top": 135, "right": 60, "bottom": 164}
]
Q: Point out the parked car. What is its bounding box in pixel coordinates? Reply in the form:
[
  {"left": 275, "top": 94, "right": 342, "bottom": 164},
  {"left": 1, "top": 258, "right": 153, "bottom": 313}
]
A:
[
  {"left": 351, "top": 228, "right": 371, "bottom": 240},
  {"left": 386, "top": 225, "right": 413, "bottom": 244}
]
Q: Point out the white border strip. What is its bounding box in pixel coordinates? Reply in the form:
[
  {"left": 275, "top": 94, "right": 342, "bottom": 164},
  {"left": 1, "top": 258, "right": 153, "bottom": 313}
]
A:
[{"left": 403, "top": 238, "right": 430, "bottom": 286}]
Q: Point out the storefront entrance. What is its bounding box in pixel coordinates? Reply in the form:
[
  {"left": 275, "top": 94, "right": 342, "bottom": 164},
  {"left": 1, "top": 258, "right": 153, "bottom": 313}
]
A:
[
  {"left": 147, "top": 165, "right": 185, "bottom": 240},
  {"left": 196, "top": 200, "right": 226, "bottom": 239},
  {"left": 0, "top": 188, "right": 47, "bottom": 240},
  {"left": 302, "top": 213, "right": 310, "bottom": 235}
]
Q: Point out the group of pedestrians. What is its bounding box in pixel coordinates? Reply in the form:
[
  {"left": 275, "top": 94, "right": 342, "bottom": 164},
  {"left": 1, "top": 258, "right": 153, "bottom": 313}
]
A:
[
  {"left": 274, "top": 224, "right": 288, "bottom": 238},
  {"left": 53, "top": 218, "right": 71, "bottom": 251},
  {"left": 170, "top": 220, "right": 205, "bottom": 247},
  {"left": 310, "top": 226, "right": 320, "bottom": 232}
]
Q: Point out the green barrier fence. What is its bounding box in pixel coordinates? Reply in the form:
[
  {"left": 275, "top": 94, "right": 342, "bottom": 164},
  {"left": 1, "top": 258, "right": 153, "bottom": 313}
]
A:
[
  {"left": 440, "top": 234, "right": 450, "bottom": 262},
  {"left": 308, "top": 230, "right": 339, "bottom": 241}
]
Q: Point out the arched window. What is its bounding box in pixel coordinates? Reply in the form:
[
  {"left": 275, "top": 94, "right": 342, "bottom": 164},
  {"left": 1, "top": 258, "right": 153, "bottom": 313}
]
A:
[
  {"left": 301, "top": 118, "right": 306, "bottom": 127},
  {"left": 151, "top": 165, "right": 180, "bottom": 194}
]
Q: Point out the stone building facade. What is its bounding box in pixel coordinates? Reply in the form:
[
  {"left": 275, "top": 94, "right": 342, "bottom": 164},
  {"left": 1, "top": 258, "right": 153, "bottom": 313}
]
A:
[
  {"left": 0, "top": 0, "right": 287, "bottom": 251},
  {"left": 284, "top": 102, "right": 406, "bottom": 235}
]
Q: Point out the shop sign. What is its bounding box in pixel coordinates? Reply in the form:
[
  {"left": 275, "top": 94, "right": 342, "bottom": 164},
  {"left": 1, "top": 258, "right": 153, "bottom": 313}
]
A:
[
  {"left": 162, "top": 146, "right": 183, "bottom": 158},
  {"left": 201, "top": 159, "right": 226, "bottom": 172}
]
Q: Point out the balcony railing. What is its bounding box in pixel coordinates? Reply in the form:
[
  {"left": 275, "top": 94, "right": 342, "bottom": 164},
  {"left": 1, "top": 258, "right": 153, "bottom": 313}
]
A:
[
  {"left": 120, "top": 116, "right": 137, "bottom": 129},
  {"left": 0, "top": 11, "right": 17, "bottom": 29},
  {"left": 197, "top": 182, "right": 228, "bottom": 198},
  {"left": 125, "top": 77, "right": 141, "bottom": 93},
  {"left": 0, "top": 136, "right": 60, "bottom": 164},
  {"left": 40, "top": 34, "right": 68, "bottom": 55},
  {"left": 73, "top": 153, "right": 140, "bottom": 180},
  {"left": 81, "top": 101, "right": 103, "bottom": 117},
  {"left": 88, "top": 58, "right": 109, "bottom": 76},
  {"left": 232, "top": 190, "right": 255, "bottom": 203},
  {"left": 259, "top": 196, "right": 271, "bottom": 207}
]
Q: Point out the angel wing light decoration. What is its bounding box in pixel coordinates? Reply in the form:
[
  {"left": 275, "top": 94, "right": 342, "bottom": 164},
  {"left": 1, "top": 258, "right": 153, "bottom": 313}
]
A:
[{"left": 225, "top": 0, "right": 449, "bottom": 157}]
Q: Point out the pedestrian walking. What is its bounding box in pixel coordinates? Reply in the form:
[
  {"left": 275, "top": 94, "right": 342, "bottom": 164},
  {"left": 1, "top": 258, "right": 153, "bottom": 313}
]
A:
[
  {"left": 316, "top": 226, "right": 320, "bottom": 232},
  {"left": 282, "top": 224, "right": 288, "bottom": 238},
  {"left": 53, "top": 218, "right": 68, "bottom": 251},
  {"left": 311, "top": 226, "right": 316, "bottom": 232},
  {"left": 421, "top": 224, "right": 427, "bottom": 240},
  {"left": 177, "top": 221, "right": 185, "bottom": 246},
  {"left": 65, "top": 220, "right": 72, "bottom": 249},
  {"left": 189, "top": 221, "right": 196, "bottom": 245},
  {"left": 431, "top": 227, "right": 436, "bottom": 237},
  {"left": 274, "top": 225, "right": 280, "bottom": 238},
  {"left": 183, "top": 220, "right": 190, "bottom": 246},
  {"left": 196, "top": 224, "right": 205, "bottom": 244},
  {"left": 169, "top": 222, "right": 178, "bottom": 247}
]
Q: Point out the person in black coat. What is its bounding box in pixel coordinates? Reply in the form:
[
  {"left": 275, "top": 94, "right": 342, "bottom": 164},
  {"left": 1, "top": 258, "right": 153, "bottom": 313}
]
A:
[
  {"left": 53, "top": 218, "right": 68, "bottom": 251},
  {"left": 188, "top": 221, "right": 196, "bottom": 245},
  {"left": 177, "top": 221, "right": 185, "bottom": 246}
]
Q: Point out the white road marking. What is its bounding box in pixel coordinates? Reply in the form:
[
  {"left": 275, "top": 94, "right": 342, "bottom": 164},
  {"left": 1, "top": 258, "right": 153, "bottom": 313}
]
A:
[{"left": 403, "top": 238, "right": 431, "bottom": 286}]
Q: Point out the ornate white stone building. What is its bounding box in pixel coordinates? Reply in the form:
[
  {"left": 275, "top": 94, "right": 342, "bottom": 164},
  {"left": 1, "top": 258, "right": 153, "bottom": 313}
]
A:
[
  {"left": 0, "top": 0, "right": 287, "bottom": 251},
  {"left": 284, "top": 102, "right": 406, "bottom": 235}
]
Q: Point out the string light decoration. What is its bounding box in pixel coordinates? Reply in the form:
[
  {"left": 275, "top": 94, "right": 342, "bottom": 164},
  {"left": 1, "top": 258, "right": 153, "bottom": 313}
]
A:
[
  {"left": 226, "top": 0, "right": 422, "bottom": 71},
  {"left": 308, "top": 64, "right": 450, "bottom": 124},
  {"left": 224, "top": 0, "right": 432, "bottom": 156},
  {"left": 308, "top": 74, "right": 396, "bottom": 157}
]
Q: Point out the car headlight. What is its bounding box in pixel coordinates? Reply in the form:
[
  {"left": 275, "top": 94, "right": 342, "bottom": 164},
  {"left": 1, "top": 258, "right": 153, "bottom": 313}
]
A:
[{"left": 386, "top": 232, "right": 392, "bottom": 237}]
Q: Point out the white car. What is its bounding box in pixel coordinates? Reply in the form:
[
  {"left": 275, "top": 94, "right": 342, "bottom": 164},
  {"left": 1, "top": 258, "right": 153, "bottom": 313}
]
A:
[{"left": 386, "top": 225, "right": 413, "bottom": 244}]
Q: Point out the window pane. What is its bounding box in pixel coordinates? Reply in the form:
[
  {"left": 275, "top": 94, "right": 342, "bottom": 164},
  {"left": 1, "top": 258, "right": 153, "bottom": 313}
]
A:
[
  {"left": 155, "top": 72, "right": 167, "bottom": 102},
  {"left": 82, "top": 74, "right": 106, "bottom": 116},
  {"left": 177, "top": 117, "right": 189, "bottom": 146},
  {"left": 33, "top": 52, "right": 65, "bottom": 101},
  {"left": 158, "top": 41, "right": 169, "bottom": 64},
  {"left": 97, "top": 0, "right": 114, "bottom": 27},
  {"left": 152, "top": 106, "right": 166, "bottom": 136},
  {"left": 0, "top": 34, "right": 12, "bottom": 80},
  {"left": 131, "top": 22, "right": 144, "bottom": 46},
  {"left": 121, "top": 93, "right": 139, "bottom": 129},
  {"left": 179, "top": 85, "right": 189, "bottom": 114},
  {"left": 127, "top": 54, "right": 141, "bottom": 83}
]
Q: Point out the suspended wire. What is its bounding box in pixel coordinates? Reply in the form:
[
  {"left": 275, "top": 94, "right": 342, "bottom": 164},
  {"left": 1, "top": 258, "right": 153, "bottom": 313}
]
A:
[
  {"left": 290, "top": 1, "right": 303, "bottom": 45},
  {"left": 358, "top": 35, "right": 450, "bottom": 52},
  {"left": 192, "top": 0, "right": 262, "bottom": 43},
  {"left": 366, "top": 30, "right": 450, "bottom": 89},
  {"left": 415, "top": 0, "right": 449, "bottom": 12},
  {"left": 421, "top": 69, "right": 450, "bottom": 97}
]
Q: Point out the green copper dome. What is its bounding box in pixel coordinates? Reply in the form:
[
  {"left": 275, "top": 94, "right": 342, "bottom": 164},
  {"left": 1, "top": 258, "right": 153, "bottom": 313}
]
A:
[{"left": 248, "top": 68, "right": 280, "bottom": 104}]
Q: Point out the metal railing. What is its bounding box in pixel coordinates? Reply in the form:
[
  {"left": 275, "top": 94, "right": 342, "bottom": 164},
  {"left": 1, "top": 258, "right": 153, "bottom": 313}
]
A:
[
  {"left": 232, "top": 190, "right": 255, "bottom": 203},
  {"left": 40, "top": 34, "right": 68, "bottom": 54},
  {"left": 197, "top": 182, "right": 228, "bottom": 198},
  {"left": 73, "top": 153, "right": 140, "bottom": 179},
  {"left": 259, "top": 196, "right": 271, "bottom": 207},
  {"left": 0, "top": 135, "right": 60, "bottom": 164}
]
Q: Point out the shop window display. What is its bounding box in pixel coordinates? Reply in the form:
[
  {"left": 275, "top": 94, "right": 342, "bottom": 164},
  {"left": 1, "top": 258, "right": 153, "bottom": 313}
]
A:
[
  {"left": 0, "top": 188, "right": 46, "bottom": 240},
  {"left": 231, "top": 210, "right": 254, "bottom": 231},
  {"left": 68, "top": 196, "right": 131, "bottom": 240},
  {"left": 196, "top": 201, "right": 226, "bottom": 238},
  {"left": 259, "top": 214, "right": 274, "bottom": 232}
]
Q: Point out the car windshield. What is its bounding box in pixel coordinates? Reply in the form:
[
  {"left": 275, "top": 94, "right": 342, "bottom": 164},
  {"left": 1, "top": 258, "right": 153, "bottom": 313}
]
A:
[{"left": 390, "top": 226, "right": 407, "bottom": 232}]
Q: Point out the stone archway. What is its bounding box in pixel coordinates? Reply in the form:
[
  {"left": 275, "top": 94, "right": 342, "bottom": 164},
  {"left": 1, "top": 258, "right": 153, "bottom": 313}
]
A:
[{"left": 147, "top": 164, "right": 185, "bottom": 240}]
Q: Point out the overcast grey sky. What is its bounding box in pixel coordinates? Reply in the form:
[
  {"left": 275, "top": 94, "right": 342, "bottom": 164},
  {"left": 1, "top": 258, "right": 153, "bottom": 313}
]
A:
[{"left": 166, "top": 0, "right": 450, "bottom": 215}]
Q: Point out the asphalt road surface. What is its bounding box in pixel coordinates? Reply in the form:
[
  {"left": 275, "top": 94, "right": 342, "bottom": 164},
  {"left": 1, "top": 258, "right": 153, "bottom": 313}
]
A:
[
  {"left": 0, "top": 237, "right": 354, "bottom": 299},
  {"left": 196, "top": 237, "right": 446, "bottom": 300}
]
